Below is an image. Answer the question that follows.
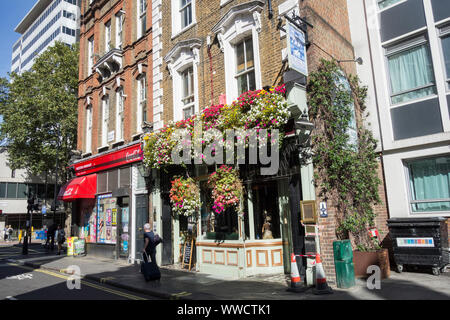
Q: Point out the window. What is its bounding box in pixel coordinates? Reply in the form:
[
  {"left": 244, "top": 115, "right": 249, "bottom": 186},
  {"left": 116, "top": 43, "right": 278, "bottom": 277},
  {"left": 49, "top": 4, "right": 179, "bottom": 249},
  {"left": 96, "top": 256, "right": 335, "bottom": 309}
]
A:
[
  {"left": 181, "top": 67, "right": 194, "bottom": 119},
  {"left": 17, "top": 183, "right": 28, "bottom": 199},
  {"left": 385, "top": 35, "right": 436, "bottom": 104},
  {"left": 86, "top": 105, "right": 93, "bottom": 153},
  {"left": 378, "top": 0, "right": 403, "bottom": 9},
  {"left": 88, "top": 36, "right": 94, "bottom": 76},
  {"left": 102, "top": 96, "right": 109, "bottom": 146},
  {"left": 137, "top": 76, "right": 147, "bottom": 132},
  {"left": 235, "top": 38, "right": 256, "bottom": 95},
  {"left": 252, "top": 181, "right": 281, "bottom": 240},
  {"left": 6, "top": 183, "right": 17, "bottom": 199},
  {"left": 116, "top": 13, "right": 123, "bottom": 49},
  {"left": 105, "top": 20, "right": 111, "bottom": 52},
  {"left": 11, "top": 170, "right": 15, "bottom": 178},
  {"left": 116, "top": 89, "right": 125, "bottom": 141},
  {"left": 439, "top": 26, "right": 450, "bottom": 90},
  {"left": 180, "top": 0, "right": 192, "bottom": 29},
  {"left": 137, "top": 0, "right": 147, "bottom": 39},
  {"left": 0, "top": 183, "right": 6, "bottom": 198},
  {"left": 408, "top": 156, "right": 450, "bottom": 213}
]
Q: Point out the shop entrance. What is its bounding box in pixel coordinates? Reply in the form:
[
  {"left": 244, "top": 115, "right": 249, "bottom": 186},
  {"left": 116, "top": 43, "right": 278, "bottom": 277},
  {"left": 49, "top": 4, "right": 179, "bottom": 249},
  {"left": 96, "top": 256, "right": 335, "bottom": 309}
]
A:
[
  {"left": 117, "top": 197, "right": 130, "bottom": 260},
  {"left": 135, "top": 194, "right": 148, "bottom": 260}
]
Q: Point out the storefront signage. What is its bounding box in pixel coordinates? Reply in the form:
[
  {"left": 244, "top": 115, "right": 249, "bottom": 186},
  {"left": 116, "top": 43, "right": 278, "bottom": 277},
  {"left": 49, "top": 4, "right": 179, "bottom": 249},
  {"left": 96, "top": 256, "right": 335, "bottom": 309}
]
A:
[
  {"left": 286, "top": 21, "right": 308, "bottom": 77},
  {"left": 72, "top": 144, "right": 143, "bottom": 177},
  {"left": 397, "top": 237, "right": 434, "bottom": 248},
  {"left": 182, "top": 237, "right": 195, "bottom": 271}
]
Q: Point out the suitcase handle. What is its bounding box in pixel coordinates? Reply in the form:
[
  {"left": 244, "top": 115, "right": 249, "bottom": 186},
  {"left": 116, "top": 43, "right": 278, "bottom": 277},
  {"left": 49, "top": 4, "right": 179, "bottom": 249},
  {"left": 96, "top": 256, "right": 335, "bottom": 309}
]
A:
[{"left": 142, "top": 251, "right": 149, "bottom": 262}]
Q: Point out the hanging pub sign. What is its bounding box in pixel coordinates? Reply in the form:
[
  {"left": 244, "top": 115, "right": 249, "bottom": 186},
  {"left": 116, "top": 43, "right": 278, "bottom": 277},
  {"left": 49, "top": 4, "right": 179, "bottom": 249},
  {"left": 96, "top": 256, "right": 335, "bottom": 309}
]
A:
[{"left": 286, "top": 21, "right": 308, "bottom": 77}]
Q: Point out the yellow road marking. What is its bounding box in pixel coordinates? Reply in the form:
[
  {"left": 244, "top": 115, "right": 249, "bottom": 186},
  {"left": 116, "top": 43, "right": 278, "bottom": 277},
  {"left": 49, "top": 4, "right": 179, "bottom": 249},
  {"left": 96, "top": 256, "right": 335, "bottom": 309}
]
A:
[{"left": 7, "top": 263, "right": 147, "bottom": 300}]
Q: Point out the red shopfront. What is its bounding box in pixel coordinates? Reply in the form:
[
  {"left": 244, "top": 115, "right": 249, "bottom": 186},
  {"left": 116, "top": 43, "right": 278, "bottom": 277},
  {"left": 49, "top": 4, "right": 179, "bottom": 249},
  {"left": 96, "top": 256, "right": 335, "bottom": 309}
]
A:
[{"left": 59, "top": 143, "right": 143, "bottom": 260}]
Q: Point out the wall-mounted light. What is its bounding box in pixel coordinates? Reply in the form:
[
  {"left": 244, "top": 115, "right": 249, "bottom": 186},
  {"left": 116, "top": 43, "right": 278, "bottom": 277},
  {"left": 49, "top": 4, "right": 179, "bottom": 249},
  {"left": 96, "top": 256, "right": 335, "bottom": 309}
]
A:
[{"left": 338, "top": 57, "right": 363, "bottom": 65}]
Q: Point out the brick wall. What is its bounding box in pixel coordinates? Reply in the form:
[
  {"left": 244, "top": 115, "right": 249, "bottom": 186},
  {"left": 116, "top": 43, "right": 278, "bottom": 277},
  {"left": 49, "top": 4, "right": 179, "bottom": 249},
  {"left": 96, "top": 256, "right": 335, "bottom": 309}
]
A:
[{"left": 78, "top": 0, "right": 153, "bottom": 156}]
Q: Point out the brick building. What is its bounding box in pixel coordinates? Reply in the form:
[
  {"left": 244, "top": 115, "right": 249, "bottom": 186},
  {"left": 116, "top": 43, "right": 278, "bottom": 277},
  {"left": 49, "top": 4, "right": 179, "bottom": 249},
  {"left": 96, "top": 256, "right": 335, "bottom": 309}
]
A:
[
  {"left": 61, "top": 0, "right": 154, "bottom": 261},
  {"left": 148, "top": 0, "right": 389, "bottom": 283}
]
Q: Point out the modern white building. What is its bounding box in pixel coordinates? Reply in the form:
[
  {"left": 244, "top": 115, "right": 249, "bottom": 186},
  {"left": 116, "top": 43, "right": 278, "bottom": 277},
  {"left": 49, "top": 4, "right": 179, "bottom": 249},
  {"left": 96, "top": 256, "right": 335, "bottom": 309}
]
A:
[
  {"left": 11, "top": 0, "right": 81, "bottom": 74},
  {"left": 348, "top": 0, "right": 450, "bottom": 220}
]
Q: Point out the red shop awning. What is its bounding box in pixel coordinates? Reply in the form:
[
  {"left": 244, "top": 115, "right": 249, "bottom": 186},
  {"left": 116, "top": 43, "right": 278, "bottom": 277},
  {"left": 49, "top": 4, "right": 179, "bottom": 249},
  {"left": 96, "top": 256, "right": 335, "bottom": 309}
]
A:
[{"left": 58, "top": 174, "right": 97, "bottom": 202}]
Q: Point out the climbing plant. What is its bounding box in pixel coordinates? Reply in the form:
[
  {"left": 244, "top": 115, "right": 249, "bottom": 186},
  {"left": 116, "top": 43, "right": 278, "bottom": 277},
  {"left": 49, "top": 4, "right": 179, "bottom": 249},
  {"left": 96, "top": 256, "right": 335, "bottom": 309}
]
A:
[{"left": 307, "top": 59, "right": 382, "bottom": 250}]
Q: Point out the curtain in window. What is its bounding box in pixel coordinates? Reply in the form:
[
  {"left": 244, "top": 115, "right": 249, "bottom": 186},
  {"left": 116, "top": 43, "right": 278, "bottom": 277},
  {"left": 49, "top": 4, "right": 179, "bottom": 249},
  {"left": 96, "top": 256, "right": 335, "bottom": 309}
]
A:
[
  {"left": 409, "top": 158, "right": 450, "bottom": 212},
  {"left": 378, "top": 0, "right": 402, "bottom": 9},
  {"left": 388, "top": 44, "right": 436, "bottom": 104}
]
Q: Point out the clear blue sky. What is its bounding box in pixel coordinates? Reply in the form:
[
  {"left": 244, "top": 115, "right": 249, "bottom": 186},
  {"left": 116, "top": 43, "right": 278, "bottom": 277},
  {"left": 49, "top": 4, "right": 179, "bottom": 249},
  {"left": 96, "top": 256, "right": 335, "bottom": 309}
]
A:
[{"left": 0, "top": 1, "right": 38, "bottom": 79}]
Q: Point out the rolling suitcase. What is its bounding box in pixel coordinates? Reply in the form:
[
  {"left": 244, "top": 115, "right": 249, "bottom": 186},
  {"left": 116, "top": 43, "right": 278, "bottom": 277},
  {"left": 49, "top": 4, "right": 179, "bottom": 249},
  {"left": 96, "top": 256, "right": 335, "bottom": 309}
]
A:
[{"left": 141, "top": 252, "right": 161, "bottom": 282}]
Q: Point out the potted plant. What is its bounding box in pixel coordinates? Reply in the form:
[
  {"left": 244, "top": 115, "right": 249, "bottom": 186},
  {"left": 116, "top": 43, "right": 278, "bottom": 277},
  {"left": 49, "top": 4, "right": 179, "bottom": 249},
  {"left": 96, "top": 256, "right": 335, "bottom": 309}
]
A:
[{"left": 352, "top": 232, "right": 390, "bottom": 279}]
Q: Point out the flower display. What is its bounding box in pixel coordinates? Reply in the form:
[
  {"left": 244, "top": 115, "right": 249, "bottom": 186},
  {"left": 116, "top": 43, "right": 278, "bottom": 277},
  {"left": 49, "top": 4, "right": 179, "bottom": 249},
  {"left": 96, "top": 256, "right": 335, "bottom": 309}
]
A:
[
  {"left": 207, "top": 165, "right": 243, "bottom": 215},
  {"left": 169, "top": 176, "right": 202, "bottom": 217},
  {"left": 143, "top": 84, "right": 290, "bottom": 169}
]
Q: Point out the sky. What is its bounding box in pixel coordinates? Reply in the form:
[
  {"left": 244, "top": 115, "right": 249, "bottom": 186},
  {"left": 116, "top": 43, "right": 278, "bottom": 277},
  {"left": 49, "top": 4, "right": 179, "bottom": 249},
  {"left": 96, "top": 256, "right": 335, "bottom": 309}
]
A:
[{"left": 0, "top": 0, "right": 38, "bottom": 79}]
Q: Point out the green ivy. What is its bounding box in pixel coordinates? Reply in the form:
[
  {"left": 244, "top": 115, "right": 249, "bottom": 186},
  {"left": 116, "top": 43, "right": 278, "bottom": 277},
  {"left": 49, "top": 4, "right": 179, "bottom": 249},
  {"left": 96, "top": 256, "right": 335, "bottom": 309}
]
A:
[{"left": 307, "top": 59, "right": 382, "bottom": 250}]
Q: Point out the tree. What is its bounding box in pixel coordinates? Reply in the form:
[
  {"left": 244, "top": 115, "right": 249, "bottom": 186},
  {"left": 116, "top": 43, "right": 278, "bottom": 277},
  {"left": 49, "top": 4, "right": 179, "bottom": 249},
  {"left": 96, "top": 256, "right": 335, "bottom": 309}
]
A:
[{"left": 0, "top": 41, "right": 79, "bottom": 183}]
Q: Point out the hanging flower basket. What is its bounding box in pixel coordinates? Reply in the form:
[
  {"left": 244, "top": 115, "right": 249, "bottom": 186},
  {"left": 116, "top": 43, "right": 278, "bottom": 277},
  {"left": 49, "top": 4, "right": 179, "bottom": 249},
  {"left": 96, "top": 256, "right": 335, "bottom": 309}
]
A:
[
  {"left": 208, "top": 165, "right": 243, "bottom": 215},
  {"left": 169, "top": 176, "right": 201, "bottom": 217}
]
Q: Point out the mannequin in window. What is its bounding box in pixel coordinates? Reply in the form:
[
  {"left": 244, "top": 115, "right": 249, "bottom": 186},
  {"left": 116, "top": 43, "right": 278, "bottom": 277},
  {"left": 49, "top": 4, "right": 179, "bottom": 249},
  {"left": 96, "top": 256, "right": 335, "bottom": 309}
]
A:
[{"left": 262, "top": 210, "right": 273, "bottom": 240}]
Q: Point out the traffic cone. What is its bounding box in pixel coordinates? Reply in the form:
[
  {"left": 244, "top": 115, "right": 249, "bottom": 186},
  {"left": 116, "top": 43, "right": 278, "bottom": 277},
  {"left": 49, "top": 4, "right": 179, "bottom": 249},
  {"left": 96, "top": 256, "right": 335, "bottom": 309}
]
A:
[
  {"left": 287, "top": 253, "right": 306, "bottom": 292},
  {"left": 313, "top": 253, "right": 333, "bottom": 295}
]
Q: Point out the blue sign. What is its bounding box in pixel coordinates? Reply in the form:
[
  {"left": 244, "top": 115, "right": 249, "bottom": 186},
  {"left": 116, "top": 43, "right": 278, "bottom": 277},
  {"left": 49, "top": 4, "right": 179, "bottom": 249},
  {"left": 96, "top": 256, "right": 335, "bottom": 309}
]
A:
[
  {"left": 287, "top": 21, "right": 308, "bottom": 77},
  {"left": 42, "top": 206, "right": 47, "bottom": 214}
]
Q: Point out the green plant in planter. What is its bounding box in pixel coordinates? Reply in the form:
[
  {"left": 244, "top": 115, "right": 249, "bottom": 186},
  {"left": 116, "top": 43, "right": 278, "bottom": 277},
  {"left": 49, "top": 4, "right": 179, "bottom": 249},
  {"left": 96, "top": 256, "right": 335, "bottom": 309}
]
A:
[{"left": 308, "top": 59, "right": 382, "bottom": 251}]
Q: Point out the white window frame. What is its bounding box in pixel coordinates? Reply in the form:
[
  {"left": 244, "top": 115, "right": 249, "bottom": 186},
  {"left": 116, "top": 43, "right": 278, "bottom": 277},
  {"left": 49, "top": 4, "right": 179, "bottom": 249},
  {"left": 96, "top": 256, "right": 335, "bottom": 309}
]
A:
[
  {"left": 137, "top": 0, "right": 147, "bottom": 39},
  {"left": 137, "top": 75, "right": 147, "bottom": 133},
  {"left": 384, "top": 34, "right": 437, "bottom": 106},
  {"left": 234, "top": 37, "right": 256, "bottom": 96},
  {"left": 116, "top": 88, "right": 125, "bottom": 142},
  {"left": 438, "top": 25, "right": 450, "bottom": 91},
  {"left": 181, "top": 66, "right": 195, "bottom": 119},
  {"left": 377, "top": 0, "right": 407, "bottom": 12},
  {"left": 101, "top": 95, "right": 109, "bottom": 147},
  {"left": 171, "top": 0, "right": 196, "bottom": 38},
  {"left": 169, "top": 48, "right": 199, "bottom": 122},
  {"left": 219, "top": 10, "right": 262, "bottom": 104},
  {"left": 88, "top": 36, "right": 94, "bottom": 76},
  {"left": 116, "top": 12, "right": 124, "bottom": 49},
  {"left": 105, "top": 20, "right": 111, "bottom": 52},
  {"left": 86, "top": 105, "right": 93, "bottom": 153}
]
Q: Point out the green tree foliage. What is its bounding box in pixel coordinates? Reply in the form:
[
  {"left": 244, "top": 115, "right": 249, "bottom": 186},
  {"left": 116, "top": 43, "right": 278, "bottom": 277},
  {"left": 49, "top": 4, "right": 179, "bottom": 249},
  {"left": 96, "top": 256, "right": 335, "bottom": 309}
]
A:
[
  {"left": 0, "top": 42, "right": 79, "bottom": 183},
  {"left": 308, "top": 59, "right": 381, "bottom": 250}
]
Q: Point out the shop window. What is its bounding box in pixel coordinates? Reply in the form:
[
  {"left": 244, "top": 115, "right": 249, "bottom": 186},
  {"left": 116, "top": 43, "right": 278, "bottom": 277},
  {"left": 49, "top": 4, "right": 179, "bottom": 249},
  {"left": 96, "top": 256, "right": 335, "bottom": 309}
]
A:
[
  {"left": 108, "top": 169, "right": 118, "bottom": 191},
  {"left": 0, "top": 183, "right": 6, "bottom": 198},
  {"left": 17, "top": 183, "right": 28, "bottom": 199},
  {"left": 385, "top": 35, "right": 436, "bottom": 105},
  {"left": 98, "top": 172, "right": 108, "bottom": 193},
  {"left": 407, "top": 156, "right": 450, "bottom": 213},
  {"left": 252, "top": 181, "right": 281, "bottom": 240},
  {"left": 6, "top": 183, "right": 17, "bottom": 199},
  {"left": 97, "top": 195, "right": 117, "bottom": 244},
  {"left": 119, "top": 167, "right": 130, "bottom": 188}
]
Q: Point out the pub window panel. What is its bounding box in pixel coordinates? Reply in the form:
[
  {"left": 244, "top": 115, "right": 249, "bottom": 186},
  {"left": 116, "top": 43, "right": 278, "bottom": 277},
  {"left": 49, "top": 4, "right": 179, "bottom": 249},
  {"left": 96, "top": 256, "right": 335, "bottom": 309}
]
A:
[
  {"left": 408, "top": 156, "right": 450, "bottom": 212},
  {"left": 0, "top": 183, "right": 6, "bottom": 198},
  {"left": 119, "top": 167, "right": 131, "bottom": 188},
  {"left": 235, "top": 37, "right": 256, "bottom": 95},
  {"left": 98, "top": 172, "right": 108, "bottom": 193},
  {"left": 136, "top": 165, "right": 146, "bottom": 189},
  {"left": 6, "top": 183, "right": 18, "bottom": 199},
  {"left": 385, "top": 35, "right": 437, "bottom": 105},
  {"left": 252, "top": 181, "right": 281, "bottom": 240}
]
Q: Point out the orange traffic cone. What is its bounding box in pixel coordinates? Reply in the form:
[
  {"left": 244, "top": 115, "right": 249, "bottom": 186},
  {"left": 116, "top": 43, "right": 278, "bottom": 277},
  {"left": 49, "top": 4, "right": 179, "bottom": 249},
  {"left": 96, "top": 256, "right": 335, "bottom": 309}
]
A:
[
  {"left": 313, "top": 253, "right": 333, "bottom": 295},
  {"left": 287, "top": 253, "right": 306, "bottom": 292}
]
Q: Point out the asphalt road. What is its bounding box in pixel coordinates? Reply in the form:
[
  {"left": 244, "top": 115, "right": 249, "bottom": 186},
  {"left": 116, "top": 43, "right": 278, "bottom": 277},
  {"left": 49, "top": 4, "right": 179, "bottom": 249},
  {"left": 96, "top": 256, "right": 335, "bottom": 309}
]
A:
[{"left": 0, "top": 244, "right": 159, "bottom": 300}]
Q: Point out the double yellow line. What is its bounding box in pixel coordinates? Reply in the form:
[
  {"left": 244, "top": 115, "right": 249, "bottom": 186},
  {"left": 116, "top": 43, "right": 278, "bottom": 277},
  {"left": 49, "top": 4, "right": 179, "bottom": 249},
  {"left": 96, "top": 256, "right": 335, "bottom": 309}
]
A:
[{"left": 8, "top": 263, "right": 147, "bottom": 300}]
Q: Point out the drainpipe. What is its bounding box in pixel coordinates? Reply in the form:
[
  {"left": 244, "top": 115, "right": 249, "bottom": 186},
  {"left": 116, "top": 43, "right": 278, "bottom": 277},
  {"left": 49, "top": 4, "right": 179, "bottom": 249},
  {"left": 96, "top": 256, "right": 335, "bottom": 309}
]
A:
[{"left": 267, "top": 0, "right": 273, "bottom": 19}]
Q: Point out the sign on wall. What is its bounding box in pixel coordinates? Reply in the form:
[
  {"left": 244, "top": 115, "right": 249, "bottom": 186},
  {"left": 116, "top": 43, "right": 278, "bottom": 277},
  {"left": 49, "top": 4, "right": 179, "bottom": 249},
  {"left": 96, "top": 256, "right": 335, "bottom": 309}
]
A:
[{"left": 286, "top": 21, "right": 308, "bottom": 77}]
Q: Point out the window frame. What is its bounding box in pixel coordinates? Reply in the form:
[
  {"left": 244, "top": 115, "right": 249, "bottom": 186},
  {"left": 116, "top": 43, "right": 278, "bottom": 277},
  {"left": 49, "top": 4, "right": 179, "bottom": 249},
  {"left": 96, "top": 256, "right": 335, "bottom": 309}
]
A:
[
  {"left": 101, "top": 95, "right": 109, "bottom": 146},
  {"left": 235, "top": 37, "right": 256, "bottom": 96},
  {"left": 171, "top": 0, "right": 196, "bottom": 37},
  {"left": 116, "top": 12, "right": 124, "bottom": 49},
  {"left": 86, "top": 105, "right": 93, "bottom": 153},
  {"left": 137, "top": 75, "right": 147, "bottom": 132},
  {"left": 405, "top": 155, "right": 450, "bottom": 214},
  {"left": 377, "top": 0, "right": 406, "bottom": 11},
  {"left": 180, "top": 0, "right": 193, "bottom": 29},
  {"left": 384, "top": 34, "right": 437, "bottom": 105},
  {"left": 105, "top": 20, "right": 111, "bottom": 52},
  {"left": 88, "top": 36, "right": 94, "bottom": 76},
  {"left": 181, "top": 66, "right": 195, "bottom": 120},
  {"left": 137, "top": 0, "right": 147, "bottom": 39},
  {"left": 116, "top": 89, "right": 125, "bottom": 142},
  {"left": 438, "top": 25, "right": 450, "bottom": 91}
]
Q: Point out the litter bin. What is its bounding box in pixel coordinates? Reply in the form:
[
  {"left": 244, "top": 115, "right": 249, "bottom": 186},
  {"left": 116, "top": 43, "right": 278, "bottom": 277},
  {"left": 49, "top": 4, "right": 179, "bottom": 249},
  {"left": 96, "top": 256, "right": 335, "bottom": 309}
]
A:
[
  {"left": 387, "top": 217, "right": 449, "bottom": 275},
  {"left": 333, "top": 240, "right": 356, "bottom": 288}
]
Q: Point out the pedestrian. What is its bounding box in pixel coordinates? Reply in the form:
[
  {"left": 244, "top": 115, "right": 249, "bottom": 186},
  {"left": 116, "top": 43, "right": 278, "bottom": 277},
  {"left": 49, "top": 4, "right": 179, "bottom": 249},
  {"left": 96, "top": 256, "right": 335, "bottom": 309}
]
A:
[
  {"left": 45, "top": 223, "right": 57, "bottom": 251},
  {"left": 142, "top": 223, "right": 162, "bottom": 265},
  {"left": 7, "top": 226, "right": 13, "bottom": 242},
  {"left": 56, "top": 225, "right": 66, "bottom": 255},
  {"left": 3, "top": 226, "right": 7, "bottom": 242}
]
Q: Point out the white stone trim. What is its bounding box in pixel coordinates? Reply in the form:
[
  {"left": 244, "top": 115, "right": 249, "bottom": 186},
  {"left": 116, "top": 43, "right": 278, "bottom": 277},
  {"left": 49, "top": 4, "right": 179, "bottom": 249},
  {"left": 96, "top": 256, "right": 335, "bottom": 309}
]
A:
[{"left": 152, "top": 0, "right": 164, "bottom": 130}]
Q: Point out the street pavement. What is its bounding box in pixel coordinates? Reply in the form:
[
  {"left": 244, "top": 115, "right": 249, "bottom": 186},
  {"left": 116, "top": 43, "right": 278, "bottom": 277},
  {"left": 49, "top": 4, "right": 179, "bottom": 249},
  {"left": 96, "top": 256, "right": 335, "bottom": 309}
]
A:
[{"left": 1, "top": 243, "right": 449, "bottom": 300}]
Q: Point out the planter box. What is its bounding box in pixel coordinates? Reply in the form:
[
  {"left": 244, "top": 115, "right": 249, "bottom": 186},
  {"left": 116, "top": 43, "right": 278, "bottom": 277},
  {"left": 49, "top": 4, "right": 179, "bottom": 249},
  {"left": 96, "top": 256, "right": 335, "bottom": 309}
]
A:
[{"left": 353, "top": 249, "right": 390, "bottom": 279}]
